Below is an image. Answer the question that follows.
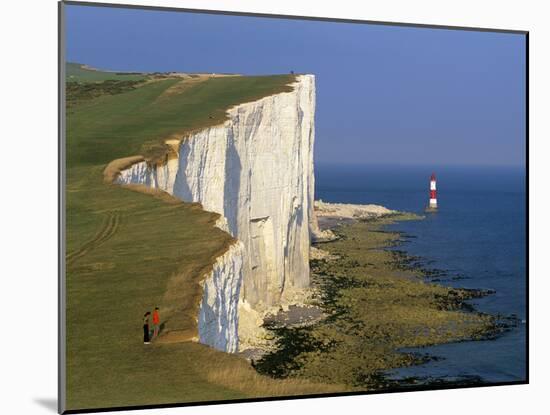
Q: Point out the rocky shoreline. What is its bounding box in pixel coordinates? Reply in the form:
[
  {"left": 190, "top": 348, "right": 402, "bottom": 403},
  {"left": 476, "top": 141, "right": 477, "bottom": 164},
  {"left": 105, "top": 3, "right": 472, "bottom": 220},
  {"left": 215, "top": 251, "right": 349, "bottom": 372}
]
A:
[{"left": 252, "top": 207, "right": 507, "bottom": 390}]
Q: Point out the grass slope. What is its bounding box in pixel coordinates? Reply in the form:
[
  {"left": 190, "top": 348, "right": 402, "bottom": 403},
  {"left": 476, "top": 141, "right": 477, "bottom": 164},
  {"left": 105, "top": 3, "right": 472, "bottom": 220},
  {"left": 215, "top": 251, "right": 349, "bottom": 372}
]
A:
[
  {"left": 66, "top": 73, "right": 341, "bottom": 410},
  {"left": 67, "top": 74, "right": 296, "bottom": 166},
  {"left": 66, "top": 62, "right": 148, "bottom": 82}
]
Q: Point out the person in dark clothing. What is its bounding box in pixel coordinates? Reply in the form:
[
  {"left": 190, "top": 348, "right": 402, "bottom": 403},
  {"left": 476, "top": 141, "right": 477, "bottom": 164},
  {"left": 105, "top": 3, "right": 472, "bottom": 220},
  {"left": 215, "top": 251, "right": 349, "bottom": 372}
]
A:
[{"left": 143, "top": 312, "right": 151, "bottom": 344}]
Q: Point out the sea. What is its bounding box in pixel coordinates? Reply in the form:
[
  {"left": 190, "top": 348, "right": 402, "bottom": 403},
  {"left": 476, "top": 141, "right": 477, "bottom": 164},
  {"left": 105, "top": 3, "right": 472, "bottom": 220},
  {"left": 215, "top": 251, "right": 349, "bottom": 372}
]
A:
[{"left": 315, "top": 163, "right": 527, "bottom": 385}]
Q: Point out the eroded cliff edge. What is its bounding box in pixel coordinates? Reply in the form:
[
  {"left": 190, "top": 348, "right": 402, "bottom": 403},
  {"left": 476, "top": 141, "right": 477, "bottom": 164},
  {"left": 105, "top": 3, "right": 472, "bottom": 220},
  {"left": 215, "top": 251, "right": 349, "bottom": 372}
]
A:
[{"left": 114, "top": 75, "right": 316, "bottom": 353}]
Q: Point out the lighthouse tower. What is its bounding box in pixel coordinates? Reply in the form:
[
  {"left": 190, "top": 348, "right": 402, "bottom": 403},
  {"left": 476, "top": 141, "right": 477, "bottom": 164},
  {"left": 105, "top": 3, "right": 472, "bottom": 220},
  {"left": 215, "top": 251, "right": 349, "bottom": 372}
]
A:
[{"left": 427, "top": 173, "right": 438, "bottom": 211}]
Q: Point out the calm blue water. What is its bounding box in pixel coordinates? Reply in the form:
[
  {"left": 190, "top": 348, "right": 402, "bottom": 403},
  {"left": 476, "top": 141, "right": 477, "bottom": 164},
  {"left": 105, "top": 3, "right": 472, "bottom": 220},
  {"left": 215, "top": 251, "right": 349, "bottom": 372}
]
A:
[{"left": 315, "top": 163, "right": 527, "bottom": 384}]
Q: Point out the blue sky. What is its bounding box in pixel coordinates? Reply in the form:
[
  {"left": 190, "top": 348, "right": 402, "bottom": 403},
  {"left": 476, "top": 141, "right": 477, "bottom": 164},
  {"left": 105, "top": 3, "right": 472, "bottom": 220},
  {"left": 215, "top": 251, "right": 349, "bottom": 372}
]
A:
[{"left": 66, "top": 4, "right": 526, "bottom": 167}]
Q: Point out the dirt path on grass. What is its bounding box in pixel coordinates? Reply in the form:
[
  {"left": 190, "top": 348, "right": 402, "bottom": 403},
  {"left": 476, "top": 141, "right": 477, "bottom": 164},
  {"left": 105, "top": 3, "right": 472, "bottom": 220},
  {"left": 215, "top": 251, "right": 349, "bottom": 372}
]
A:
[
  {"left": 67, "top": 211, "right": 121, "bottom": 267},
  {"left": 156, "top": 73, "right": 240, "bottom": 101}
]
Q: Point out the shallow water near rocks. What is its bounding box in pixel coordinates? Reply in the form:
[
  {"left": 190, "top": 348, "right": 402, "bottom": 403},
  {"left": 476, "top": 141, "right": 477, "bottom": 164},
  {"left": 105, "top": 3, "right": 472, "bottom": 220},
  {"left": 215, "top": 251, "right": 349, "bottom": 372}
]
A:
[{"left": 315, "top": 163, "right": 527, "bottom": 385}]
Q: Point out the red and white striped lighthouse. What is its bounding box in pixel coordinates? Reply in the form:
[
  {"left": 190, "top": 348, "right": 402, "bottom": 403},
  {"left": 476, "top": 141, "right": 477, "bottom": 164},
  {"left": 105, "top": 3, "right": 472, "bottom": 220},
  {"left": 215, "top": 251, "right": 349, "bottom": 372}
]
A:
[{"left": 428, "top": 173, "right": 438, "bottom": 211}]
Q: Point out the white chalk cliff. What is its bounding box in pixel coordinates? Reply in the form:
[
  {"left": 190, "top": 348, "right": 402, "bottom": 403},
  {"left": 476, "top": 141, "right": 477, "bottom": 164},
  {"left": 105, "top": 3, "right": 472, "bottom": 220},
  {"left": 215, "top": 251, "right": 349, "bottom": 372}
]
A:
[
  {"left": 116, "top": 75, "right": 316, "bottom": 352},
  {"left": 198, "top": 241, "right": 244, "bottom": 353}
]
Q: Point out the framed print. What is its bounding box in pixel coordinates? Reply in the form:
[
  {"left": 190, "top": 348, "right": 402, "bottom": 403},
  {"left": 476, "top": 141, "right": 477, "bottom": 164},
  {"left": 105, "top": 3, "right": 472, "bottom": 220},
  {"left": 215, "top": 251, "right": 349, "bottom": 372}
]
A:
[{"left": 59, "top": 1, "right": 528, "bottom": 412}]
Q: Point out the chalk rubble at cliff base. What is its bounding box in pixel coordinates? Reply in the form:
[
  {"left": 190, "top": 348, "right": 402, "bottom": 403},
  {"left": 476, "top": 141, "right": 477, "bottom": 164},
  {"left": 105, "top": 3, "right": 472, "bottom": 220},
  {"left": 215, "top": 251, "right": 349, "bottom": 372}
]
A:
[
  {"left": 314, "top": 200, "right": 395, "bottom": 219},
  {"left": 311, "top": 200, "right": 396, "bottom": 242}
]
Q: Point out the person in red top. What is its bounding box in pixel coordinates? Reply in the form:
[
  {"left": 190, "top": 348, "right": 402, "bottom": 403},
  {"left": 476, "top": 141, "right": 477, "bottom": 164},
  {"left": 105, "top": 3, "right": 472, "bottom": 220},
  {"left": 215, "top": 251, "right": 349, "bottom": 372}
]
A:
[{"left": 152, "top": 307, "right": 160, "bottom": 339}]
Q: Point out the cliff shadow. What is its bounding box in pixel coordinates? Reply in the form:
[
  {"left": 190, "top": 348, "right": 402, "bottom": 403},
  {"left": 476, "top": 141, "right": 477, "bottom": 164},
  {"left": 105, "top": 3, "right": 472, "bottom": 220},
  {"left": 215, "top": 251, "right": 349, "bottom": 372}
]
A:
[
  {"left": 223, "top": 129, "right": 242, "bottom": 237},
  {"left": 172, "top": 143, "right": 195, "bottom": 202}
]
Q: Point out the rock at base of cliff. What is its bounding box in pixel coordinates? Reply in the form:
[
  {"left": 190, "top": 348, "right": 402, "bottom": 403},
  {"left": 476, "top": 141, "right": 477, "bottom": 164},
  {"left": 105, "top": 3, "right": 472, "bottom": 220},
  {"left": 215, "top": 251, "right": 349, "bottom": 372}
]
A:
[{"left": 237, "top": 284, "right": 319, "bottom": 359}]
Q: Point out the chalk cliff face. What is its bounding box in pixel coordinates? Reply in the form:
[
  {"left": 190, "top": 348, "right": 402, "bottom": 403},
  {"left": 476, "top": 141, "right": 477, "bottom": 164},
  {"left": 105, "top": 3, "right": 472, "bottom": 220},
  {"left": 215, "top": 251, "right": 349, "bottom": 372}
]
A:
[
  {"left": 198, "top": 241, "right": 244, "bottom": 353},
  {"left": 116, "top": 75, "right": 316, "bottom": 351}
]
